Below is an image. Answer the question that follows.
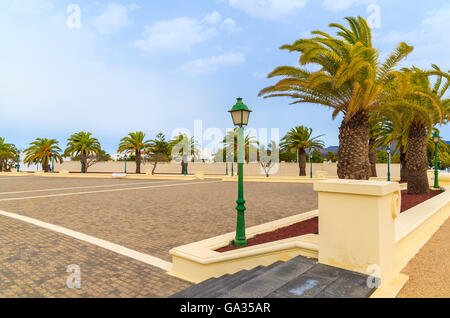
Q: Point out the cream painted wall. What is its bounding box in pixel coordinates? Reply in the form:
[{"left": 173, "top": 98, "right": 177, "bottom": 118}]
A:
[{"left": 54, "top": 161, "right": 401, "bottom": 178}]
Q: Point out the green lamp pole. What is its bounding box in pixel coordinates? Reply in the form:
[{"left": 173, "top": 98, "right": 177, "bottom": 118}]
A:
[
  {"left": 226, "top": 162, "right": 228, "bottom": 176},
  {"left": 433, "top": 132, "right": 440, "bottom": 189},
  {"left": 16, "top": 152, "right": 20, "bottom": 173},
  {"left": 231, "top": 161, "right": 234, "bottom": 177},
  {"left": 229, "top": 98, "right": 252, "bottom": 247},
  {"left": 124, "top": 155, "right": 127, "bottom": 174},
  {"left": 51, "top": 150, "right": 55, "bottom": 173},
  {"left": 386, "top": 146, "right": 391, "bottom": 181},
  {"left": 310, "top": 152, "right": 313, "bottom": 179}
]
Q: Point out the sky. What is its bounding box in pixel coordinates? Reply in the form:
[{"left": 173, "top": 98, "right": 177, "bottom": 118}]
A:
[{"left": 0, "top": 0, "right": 449, "bottom": 155}]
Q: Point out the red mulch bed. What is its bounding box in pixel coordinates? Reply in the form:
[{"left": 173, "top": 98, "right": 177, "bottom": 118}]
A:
[
  {"left": 400, "top": 189, "right": 443, "bottom": 212},
  {"left": 216, "top": 189, "right": 443, "bottom": 253}
]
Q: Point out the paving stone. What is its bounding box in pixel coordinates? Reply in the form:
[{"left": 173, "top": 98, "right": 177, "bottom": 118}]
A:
[
  {"left": 266, "top": 275, "right": 332, "bottom": 298},
  {"left": 302, "top": 263, "right": 345, "bottom": 280},
  {"left": 321, "top": 272, "right": 376, "bottom": 298}
]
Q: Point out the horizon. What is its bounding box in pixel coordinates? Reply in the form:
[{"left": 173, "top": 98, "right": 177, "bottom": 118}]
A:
[{"left": 1, "top": 0, "right": 449, "bottom": 154}]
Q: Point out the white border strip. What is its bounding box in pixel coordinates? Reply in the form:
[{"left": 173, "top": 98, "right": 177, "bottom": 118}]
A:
[
  {"left": 0, "top": 180, "right": 222, "bottom": 202},
  {"left": 0, "top": 180, "right": 177, "bottom": 195},
  {"left": 0, "top": 210, "right": 173, "bottom": 272}
]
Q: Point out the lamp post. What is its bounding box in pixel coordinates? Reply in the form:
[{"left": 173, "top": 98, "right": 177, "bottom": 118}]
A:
[
  {"left": 310, "top": 152, "right": 313, "bottom": 179},
  {"left": 386, "top": 146, "right": 391, "bottom": 181},
  {"left": 229, "top": 97, "right": 252, "bottom": 247},
  {"left": 124, "top": 154, "right": 127, "bottom": 174},
  {"left": 231, "top": 161, "right": 234, "bottom": 177},
  {"left": 16, "top": 152, "right": 20, "bottom": 173},
  {"left": 51, "top": 150, "right": 55, "bottom": 173},
  {"left": 226, "top": 162, "right": 228, "bottom": 176},
  {"left": 433, "top": 132, "right": 440, "bottom": 189}
]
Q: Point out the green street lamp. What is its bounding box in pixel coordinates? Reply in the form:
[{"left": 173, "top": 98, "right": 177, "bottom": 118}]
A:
[
  {"left": 226, "top": 162, "right": 228, "bottom": 176},
  {"left": 51, "top": 150, "right": 55, "bottom": 173},
  {"left": 386, "top": 146, "right": 391, "bottom": 181},
  {"left": 231, "top": 161, "right": 234, "bottom": 177},
  {"left": 309, "top": 152, "right": 313, "bottom": 179},
  {"left": 124, "top": 154, "right": 127, "bottom": 174},
  {"left": 229, "top": 97, "right": 252, "bottom": 247},
  {"left": 16, "top": 152, "right": 20, "bottom": 173},
  {"left": 433, "top": 132, "right": 440, "bottom": 189}
]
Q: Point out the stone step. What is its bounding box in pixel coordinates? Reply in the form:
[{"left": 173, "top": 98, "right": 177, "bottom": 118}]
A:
[
  {"left": 193, "top": 262, "right": 284, "bottom": 298},
  {"left": 221, "top": 257, "right": 317, "bottom": 298}
]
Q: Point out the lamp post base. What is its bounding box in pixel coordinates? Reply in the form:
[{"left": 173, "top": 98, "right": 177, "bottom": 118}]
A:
[{"left": 233, "top": 239, "right": 247, "bottom": 247}]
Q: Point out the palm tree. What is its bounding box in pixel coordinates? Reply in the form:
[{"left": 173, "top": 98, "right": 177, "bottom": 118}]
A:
[
  {"left": 280, "top": 126, "right": 325, "bottom": 176},
  {"left": 222, "top": 128, "right": 259, "bottom": 163},
  {"left": 259, "top": 16, "right": 413, "bottom": 180},
  {"left": 170, "top": 133, "right": 200, "bottom": 174},
  {"left": 0, "top": 137, "right": 17, "bottom": 172},
  {"left": 385, "top": 66, "right": 449, "bottom": 193},
  {"left": 24, "top": 138, "right": 63, "bottom": 172},
  {"left": 118, "top": 132, "right": 151, "bottom": 174},
  {"left": 64, "top": 132, "right": 102, "bottom": 173}
]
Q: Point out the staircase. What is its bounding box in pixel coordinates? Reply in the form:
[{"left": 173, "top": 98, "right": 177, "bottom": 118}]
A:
[{"left": 169, "top": 255, "right": 377, "bottom": 298}]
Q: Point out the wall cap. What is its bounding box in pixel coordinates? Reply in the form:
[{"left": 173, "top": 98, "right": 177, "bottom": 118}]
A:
[{"left": 314, "top": 179, "right": 400, "bottom": 196}]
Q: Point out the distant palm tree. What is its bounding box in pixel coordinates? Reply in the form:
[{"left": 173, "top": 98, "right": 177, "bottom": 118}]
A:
[
  {"left": 0, "top": 137, "right": 17, "bottom": 172},
  {"left": 24, "top": 138, "right": 63, "bottom": 172},
  {"left": 170, "top": 133, "right": 200, "bottom": 174},
  {"left": 64, "top": 132, "right": 101, "bottom": 173},
  {"left": 118, "top": 131, "right": 151, "bottom": 174},
  {"left": 280, "top": 126, "right": 325, "bottom": 176},
  {"left": 222, "top": 128, "right": 259, "bottom": 163}
]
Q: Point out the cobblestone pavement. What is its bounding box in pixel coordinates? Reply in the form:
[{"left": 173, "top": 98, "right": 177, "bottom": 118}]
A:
[
  {"left": 397, "top": 216, "right": 450, "bottom": 298},
  {"left": 0, "top": 177, "right": 317, "bottom": 261},
  {"left": 0, "top": 215, "right": 191, "bottom": 298},
  {"left": 0, "top": 176, "right": 317, "bottom": 297}
]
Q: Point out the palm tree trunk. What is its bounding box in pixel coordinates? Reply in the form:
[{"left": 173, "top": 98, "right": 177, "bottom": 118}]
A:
[
  {"left": 152, "top": 162, "right": 157, "bottom": 175},
  {"left": 298, "top": 149, "right": 306, "bottom": 176},
  {"left": 368, "top": 138, "right": 377, "bottom": 178},
  {"left": 136, "top": 152, "right": 141, "bottom": 174},
  {"left": 337, "top": 111, "right": 370, "bottom": 180},
  {"left": 406, "top": 124, "right": 429, "bottom": 194},
  {"left": 400, "top": 146, "right": 408, "bottom": 182}
]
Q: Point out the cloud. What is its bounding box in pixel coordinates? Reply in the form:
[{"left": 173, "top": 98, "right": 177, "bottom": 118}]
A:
[
  {"left": 182, "top": 53, "right": 245, "bottom": 75},
  {"left": 91, "top": 4, "right": 133, "bottom": 35},
  {"left": 321, "top": 0, "right": 372, "bottom": 11},
  {"left": 221, "top": 18, "right": 241, "bottom": 32},
  {"left": 378, "top": 5, "right": 450, "bottom": 69},
  {"left": 228, "top": 0, "right": 307, "bottom": 19},
  {"left": 204, "top": 11, "right": 222, "bottom": 24},
  {"left": 134, "top": 12, "right": 240, "bottom": 53}
]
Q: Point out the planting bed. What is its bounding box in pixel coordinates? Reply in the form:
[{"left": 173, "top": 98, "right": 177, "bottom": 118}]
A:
[{"left": 217, "top": 189, "right": 443, "bottom": 252}]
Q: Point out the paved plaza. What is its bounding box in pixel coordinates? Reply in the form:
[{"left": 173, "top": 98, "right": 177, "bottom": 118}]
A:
[{"left": 0, "top": 175, "right": 318, "bottom": 297}]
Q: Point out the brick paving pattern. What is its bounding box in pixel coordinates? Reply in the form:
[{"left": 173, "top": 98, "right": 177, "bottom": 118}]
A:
[
  {"left": 0, "top": 176, "right": 317, "bottom": 297},
  {"left": 0, "top": 177, "right": 318, "bottom": 261},
  {"left": 0, "top": 215, "right": 191, "bottom": 298}
]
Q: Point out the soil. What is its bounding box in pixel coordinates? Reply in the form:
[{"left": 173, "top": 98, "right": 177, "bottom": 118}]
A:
[{"left": 216, "top": 189, "right": 443, "bottom": 253}]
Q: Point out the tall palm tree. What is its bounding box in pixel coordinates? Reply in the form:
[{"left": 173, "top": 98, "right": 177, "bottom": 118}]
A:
[
  {"left": 64, "top": 132, "right": 102, "bottom": 173},
  {"left": 118, "top": 131, "right": 151, "bottom": 174},
  {"left": 0, "top": 137, "right": 17, "bottom": 172},
  {"left": 259, "top": 16, "right": 413, "bottom": 180},
  {"left": 170, "top": 133, "right": 200, "bottom": 174},
  {"left": 24, "top": 138, "right": 63, "bottom": 172},
  {"left": 222, "top": 128, "right": 260, "bottom": 163},
  {"left": 280, "top": 126, "right": 325, "bottom": 176},
  {"left": 385, "top": 66, "right": 449, "bottom": 193}
]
